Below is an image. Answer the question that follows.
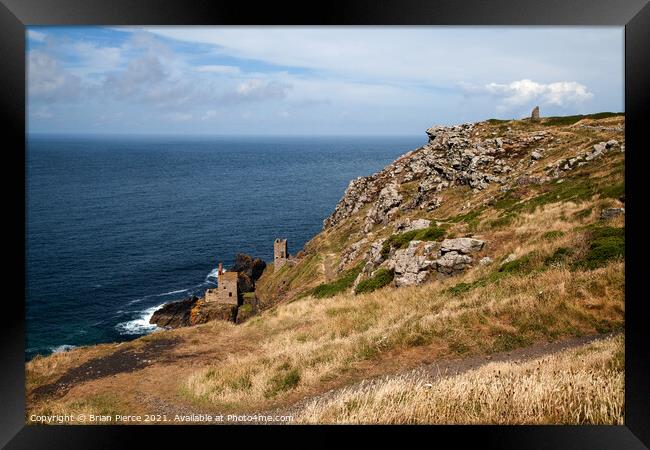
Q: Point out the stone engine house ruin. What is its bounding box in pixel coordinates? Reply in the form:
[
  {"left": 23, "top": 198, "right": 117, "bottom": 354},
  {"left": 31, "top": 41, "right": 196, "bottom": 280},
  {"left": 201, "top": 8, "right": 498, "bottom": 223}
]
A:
[
  {"left": 205, "top": 262, "right": 239, "bottom": 305},
  {"left": 274, "top": 238, "right": 288, "bottom": 272}
]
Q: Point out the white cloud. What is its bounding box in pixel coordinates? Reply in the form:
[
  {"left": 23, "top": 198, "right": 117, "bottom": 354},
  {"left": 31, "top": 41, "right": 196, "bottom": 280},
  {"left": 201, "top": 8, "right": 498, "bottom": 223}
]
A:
[
  {"left": 135, "top": 27, "right": 622, "bottom": 89},
  {"left": 201, "top": 110, "right": 220, "bottom": 120},
  {"left": 71, "top": 42, "right": 123, "bottom": 73},
  {"left": 465, "top": 79, "right": 593, "bottom": 112},
  {"left": 27, "top": 29, "right": 47, "bottom": 42},
  {"left": 195, "top": 65, "right": 241, "bottom": 75},
  {"left": 164, "top": 112, "right": 193, "bottom": 122},
  {"left": 28, "top": 50, "right": 81, "bottom": 101}
]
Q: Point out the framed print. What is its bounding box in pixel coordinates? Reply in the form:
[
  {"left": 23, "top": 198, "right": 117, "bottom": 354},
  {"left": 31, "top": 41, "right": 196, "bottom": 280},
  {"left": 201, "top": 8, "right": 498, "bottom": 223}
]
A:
[{"left": 2, "top": 0, "right": 649, "bottom": 447}]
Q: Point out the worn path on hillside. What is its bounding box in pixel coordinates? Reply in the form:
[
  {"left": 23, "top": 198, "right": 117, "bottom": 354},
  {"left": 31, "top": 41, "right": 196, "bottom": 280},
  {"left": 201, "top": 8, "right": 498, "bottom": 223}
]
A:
[
  {"left": 266, "top": 332, "right": 618, "bottom": 423},
  {"left": 133, "top": 333, "right": 618, "bottom": 424}
]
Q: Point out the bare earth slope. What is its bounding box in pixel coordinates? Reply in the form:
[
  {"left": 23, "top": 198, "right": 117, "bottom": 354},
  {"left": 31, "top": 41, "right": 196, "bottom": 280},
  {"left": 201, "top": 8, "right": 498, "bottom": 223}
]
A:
[{"left": 26, "top": 113, "right": 625, "bottom": 424}]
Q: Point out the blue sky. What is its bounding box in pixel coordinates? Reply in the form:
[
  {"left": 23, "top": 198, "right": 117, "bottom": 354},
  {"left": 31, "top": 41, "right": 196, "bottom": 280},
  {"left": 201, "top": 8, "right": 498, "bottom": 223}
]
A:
[{"left": 27, "top": 26, "right": 624, "bottom": 135}]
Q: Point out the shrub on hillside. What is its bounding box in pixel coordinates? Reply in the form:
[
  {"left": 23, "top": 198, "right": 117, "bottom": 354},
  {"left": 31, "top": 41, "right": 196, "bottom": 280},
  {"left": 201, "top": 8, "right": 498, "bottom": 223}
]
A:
[
  {"left": 574, "top": 226, "right": 624, "bottom": 270},
  {"left": 355, "top": 268, "right": 394, "bottom": 295},
  {"left": 311, "top": 264, "right": 363, "bottom": 298}
]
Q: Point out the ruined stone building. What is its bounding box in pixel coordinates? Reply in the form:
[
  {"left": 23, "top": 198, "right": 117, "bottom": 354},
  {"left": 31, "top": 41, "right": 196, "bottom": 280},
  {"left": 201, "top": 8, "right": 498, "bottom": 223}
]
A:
[
  {"left": 531, "top": 106, "right": 540, "bottom": 122},
  {"left": 274, "top": 238, "right": 288, "bottom": 272},
  {"left": 205, "top": 262, "right": 238, "bottom": 305}
]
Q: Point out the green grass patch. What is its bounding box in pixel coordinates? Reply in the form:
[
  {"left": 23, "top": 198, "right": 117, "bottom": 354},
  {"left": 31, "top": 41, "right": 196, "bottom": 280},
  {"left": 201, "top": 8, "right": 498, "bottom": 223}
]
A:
[
  {"left": 68, "top": 395, "right": 122, "bottom": 417},
  {"left": 574, "top": 207, "right": 593, "bottom": 219},
  {"left": 499, "top": 253, "right": 534, "bottom": 274},
  {"left": 493, "top": 174, "right": 623, "bottom": 220},
  {"left": 543, "top": 112, "right": 623, "bottom": 126},
  {"left": 265, "top": 367, "right": 301, "bottom": 398},
  {"left": 239, "top": 303, "right": 253, "bottom": 314},
  {"left": 542, "top": 230, "right": 565, "bottom": 240},
  {"left": 310, "top": 263, "right": 363, "bottom": 299},
  {"left": 598, "top": 181, "right": 625, "bottom": 199},
  {"left": 354, "top": 268, "right": 394, "bottom": 294},
  {"left": 487, "top": 213, "right": 516, "bottom": 230},
  {"left": 226, "top": 373, "right": 253, "bottom": 391},
  {"left": 491, "top": 332, "right": 532, "bottom": 352},
  {"left": 381, "top": 225, "right": 446, "bottom": 258},
  {"left": 449, "top": 208, "right": 485, "bottom": 224},
  {"left": 544, "top": 247, "right": 574, "bottom": 266},
  {"left": 574, "top": 226, "right": 624, "bottom": 270},
  {"left": 445, "top": 270, "right": 510, "bottom": 296}
]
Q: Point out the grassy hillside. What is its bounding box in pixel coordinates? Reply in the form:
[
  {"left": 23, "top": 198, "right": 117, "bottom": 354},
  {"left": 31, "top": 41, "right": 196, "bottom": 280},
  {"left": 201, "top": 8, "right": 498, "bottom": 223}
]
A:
[
  {"left": 26, "top": 113, "right": 625, "bottom": 424},
  {"left": 299, "top": 334, "right": 624, "bottom": 424}
]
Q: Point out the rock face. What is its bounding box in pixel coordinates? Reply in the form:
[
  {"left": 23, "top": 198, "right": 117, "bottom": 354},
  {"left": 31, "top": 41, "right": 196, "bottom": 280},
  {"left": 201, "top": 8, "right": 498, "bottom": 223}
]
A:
[
  {"left": 188, "top": 299, "right": 238, "bottom": 324},
  {"left": 545, "top": 139, "right": 623, "bottom": 178},
  {"left": 338, "top": 238, "right": 368, "bottom": 272},
  {"left": 323, "top": 122, "right": 518, "bottom": 230},
  {"left": 150, "top": 296, "right": 199, "bottom": 328},
  {"left": 600, "top": 208, "right": 625, "bottom": 220},
  {"left": 382, "top": 237, "right": 486, "bottom": 287},
  {"left": 363, "top": 183, "right": 403, "bottom": 232},
  {"left": 394, "top": 218, "right": 431, "bottom": 233},
  {"left": 435, "top": 251, "right": 473, "bottom": 276},
  {"left": 440, "top": 238, "right": 485, "bottom": 254},
  {"left": 230, "top": 253, "right": 266, "bottom": 287},
  {"left": 389, "top": 241, "right": 438, "bottom": 287}
]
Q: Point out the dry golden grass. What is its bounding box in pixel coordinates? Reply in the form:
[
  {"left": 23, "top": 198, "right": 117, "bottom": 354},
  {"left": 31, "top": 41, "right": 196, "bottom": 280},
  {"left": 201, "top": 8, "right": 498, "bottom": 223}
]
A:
[
  {"left": 298, "top": 334, "right": 624, "bottom": 424},
  {"left": 182, "top": 256, "right": 623, "bottom": 409},
  {"left": 26, "top": 342, "right": 120, "bottom": 392},
  {"left": 181, "top": 195, "right": 624, "bottom": 410}
]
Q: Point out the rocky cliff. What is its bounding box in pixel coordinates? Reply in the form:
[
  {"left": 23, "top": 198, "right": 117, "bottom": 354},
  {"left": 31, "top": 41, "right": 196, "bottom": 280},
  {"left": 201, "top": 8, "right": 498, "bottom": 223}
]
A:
[{"left": 255, "top": 112, "right": 625, "bottom": 303}]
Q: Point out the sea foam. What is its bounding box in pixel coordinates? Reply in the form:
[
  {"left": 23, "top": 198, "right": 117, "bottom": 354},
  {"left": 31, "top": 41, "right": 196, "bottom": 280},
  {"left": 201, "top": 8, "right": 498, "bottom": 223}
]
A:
[
  {"left": 115, "top": 305, "right": 163, "bottom": 335},
  {"left": 50, "top": 344, "right": 76, "bottom": 354}
]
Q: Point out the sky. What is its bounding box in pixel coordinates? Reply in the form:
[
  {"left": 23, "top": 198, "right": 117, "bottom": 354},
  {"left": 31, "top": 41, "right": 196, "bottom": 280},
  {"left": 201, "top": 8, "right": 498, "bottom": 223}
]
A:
[{"left": 26, "top": 26, "right": 624, "bottom": 136}]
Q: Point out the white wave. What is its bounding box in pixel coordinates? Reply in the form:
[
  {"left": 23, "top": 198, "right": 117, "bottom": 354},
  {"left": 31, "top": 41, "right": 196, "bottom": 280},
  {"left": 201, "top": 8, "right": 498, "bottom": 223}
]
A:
[
  {"left": 115, "top": 305, "right": 163, "bottom": 335},
  {"left": 126, "top": 297, "right": 146, "bottom": 305},
  {"left": 206, "top": 267, "right": 226, "bottom": 281},
  {"left": 157, "top": 289, "right": 188, "bottom": 296},
  {"left": 50, "top": 344, "right": 76, "bottom": 354}
]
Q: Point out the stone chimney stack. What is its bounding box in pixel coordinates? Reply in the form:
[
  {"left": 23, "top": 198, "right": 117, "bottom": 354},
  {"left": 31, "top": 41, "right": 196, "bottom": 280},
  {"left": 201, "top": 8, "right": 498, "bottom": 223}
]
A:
[
  {"left": 218, "top": 262, "right": 223, "bottom": 275},
  {"left": 531, "top": 106, "right": 540, "bottom": 122}
]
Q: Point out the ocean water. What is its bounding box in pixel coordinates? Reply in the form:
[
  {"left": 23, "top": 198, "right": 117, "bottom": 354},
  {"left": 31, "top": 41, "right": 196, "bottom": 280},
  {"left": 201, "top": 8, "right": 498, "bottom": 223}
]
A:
[{"left": 26, "top": 135, "right": 425, "bottom": 359}]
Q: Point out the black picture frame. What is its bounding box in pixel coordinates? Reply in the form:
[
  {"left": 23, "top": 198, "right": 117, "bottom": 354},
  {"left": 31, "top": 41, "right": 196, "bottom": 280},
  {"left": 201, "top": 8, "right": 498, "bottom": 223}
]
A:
[{"left": 2, "top": 0, "right": 648, "bottom": 447}]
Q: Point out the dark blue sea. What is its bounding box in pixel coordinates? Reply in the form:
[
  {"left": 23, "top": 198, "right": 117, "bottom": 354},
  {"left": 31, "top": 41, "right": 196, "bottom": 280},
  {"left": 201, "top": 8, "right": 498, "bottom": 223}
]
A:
[{"left": 26, "top": 135, "right": 425, "bottom": 360}]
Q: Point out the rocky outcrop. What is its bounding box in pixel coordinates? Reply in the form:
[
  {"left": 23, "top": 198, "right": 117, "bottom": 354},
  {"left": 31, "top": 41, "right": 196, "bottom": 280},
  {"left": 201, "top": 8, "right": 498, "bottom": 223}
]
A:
[
  {"left": 388, "top": 241, "right": 438, "bottom": 287},
  {"left": 434, "top": 238, "right": 484, "bottom": 277},
  {"left": 600, "top": 208, "right": 625, "bottom": 220},
  {"left": 150, "top": 296, "right": 199, "bottom": 328},
  {"left": 440, "top": 238, "right": 485, "bottom": 254},
  {"left": 230, "top": 253, "right": 266, "bottom": 286},
  {"left": 323, "top": 122, "right": 518, "bottom": 230},
  {"left": 190, "top": 299, "right": 238, "bottom": 324},
  {"left": 323, "top": 116, "right": 624, "bottom": 233},
  {"left": 435, "top": 251, "right": 473, "bottom": 276},
  {"left": 545, "top": 139, "right": 622, "bottom": 178},
  {"left": 338, "top": 238, "right": 368, "bottom": 272},
  {"left": 394, "top": 218, "right": 431, "bottom": 233},
  {"left": 363, "top": 183, "right": 402, "bottom": 233},
  {"left": 380, "top": 237, "right": 486, "bottom": 287}
]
